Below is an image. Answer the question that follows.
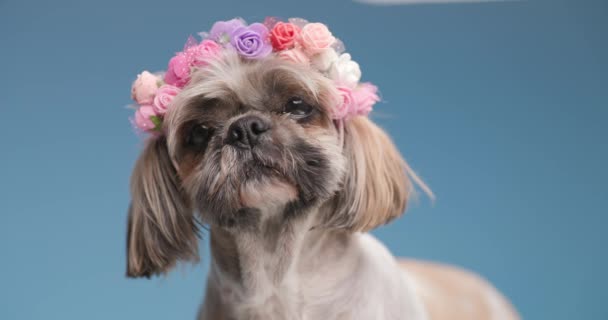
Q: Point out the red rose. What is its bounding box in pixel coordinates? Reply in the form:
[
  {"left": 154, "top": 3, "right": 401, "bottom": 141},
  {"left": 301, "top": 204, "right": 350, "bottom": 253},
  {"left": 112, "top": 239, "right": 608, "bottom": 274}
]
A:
[{"left": 269, "top": 22, "right": 301, "bottom": 51}]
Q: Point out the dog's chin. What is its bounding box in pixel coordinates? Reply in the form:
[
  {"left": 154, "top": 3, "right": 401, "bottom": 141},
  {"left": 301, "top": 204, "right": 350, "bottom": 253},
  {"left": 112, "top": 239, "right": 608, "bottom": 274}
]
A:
[
  {"left": 234, "top": 157, "right": 294, "bottom": 207},
  {"left": 239, "top": 176, "right": 298, "bottom": 212}
]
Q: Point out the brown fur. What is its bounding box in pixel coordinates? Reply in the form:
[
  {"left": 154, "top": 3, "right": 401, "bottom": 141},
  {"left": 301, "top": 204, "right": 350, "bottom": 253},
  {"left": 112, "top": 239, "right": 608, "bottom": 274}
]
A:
[
  {"left": 126, "top": 136, "right": 199, "bottom": 277},
  {"left": 209, "top": 227, "right": 242, "bottom": 282},
  {"left": 399, "top": 260, "right": 520, "bottom": 320},
  {"left": 322, "top": 116, "right": 411, "bottom": 231}
]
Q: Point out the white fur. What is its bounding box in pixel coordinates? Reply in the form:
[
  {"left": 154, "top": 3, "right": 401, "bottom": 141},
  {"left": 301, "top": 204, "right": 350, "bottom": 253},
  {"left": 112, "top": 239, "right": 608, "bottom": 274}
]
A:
[{"left": 198, "top": 212, "right": 429, "bottom": 320}]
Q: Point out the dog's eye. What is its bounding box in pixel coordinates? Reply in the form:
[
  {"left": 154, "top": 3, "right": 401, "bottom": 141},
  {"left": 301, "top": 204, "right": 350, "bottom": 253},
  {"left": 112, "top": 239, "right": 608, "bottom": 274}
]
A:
[
  {"left": 283, "top": 97, "right": 314, "bottom": 119},
  {"left": 187, "top": 124, "right": 213, "bottom": 150}
]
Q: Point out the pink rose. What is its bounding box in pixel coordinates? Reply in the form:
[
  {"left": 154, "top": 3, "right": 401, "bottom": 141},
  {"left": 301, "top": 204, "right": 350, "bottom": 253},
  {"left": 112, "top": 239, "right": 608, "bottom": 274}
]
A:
[
  {"left": 190, "top": 40, "right": 222, "bottom": 67},
  {"left": 332, "top": 86, "right": 354, "bottom": 120},
  {"left": 298, "top": 23, "right": 335, "bottom": 55},
  {"left": 153, "top": 85, "right": 181, "bottom": 115},
  {"left": 164, "top": 53, "right": 191, "bottom": 87},
  {"left": 134, "top": 105, "right": 160, "bottom": 132},
  {"left": 270, "top": 22, "right": 301, "bottom": 51},
  {"left": 131, "top": 71, "right": 160, "bottom": 105},
  {"left": 352, "top": 82, "right": 380, "bottom": 116},
  {"left": 277, "top": 48, "right": 310, "bottom": 65}
]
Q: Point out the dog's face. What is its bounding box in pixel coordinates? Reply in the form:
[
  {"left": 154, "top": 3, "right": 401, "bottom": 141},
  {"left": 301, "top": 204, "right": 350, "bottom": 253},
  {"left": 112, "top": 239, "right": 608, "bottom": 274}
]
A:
[
  {"left": 166, "top": 52, "right": 345, "bottom": 229},
  {"left": 126, "top": 52, "right": 413, "bottom": 278}
]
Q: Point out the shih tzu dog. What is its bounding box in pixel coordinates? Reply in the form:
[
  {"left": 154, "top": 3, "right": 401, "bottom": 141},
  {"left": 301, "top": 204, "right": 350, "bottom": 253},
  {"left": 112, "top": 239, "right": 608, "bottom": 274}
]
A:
[{"left": 125, "top": 18, "right": 519, "bottom": 320}]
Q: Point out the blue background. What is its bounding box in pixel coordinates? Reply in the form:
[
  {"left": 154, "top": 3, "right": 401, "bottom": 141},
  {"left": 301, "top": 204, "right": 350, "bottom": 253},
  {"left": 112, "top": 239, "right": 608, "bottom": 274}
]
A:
[{"left": 1, "top": 0, "right": 606, "bottom": 319}]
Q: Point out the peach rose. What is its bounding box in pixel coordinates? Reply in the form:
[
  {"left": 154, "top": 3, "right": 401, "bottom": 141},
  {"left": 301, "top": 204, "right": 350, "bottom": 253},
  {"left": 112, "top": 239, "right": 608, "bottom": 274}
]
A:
[
  {"left": 131, "top": 71, "right": 160, "bottom": 105},
  {"left": 298, "top": 23, "right": 335, "bottom": 55}
]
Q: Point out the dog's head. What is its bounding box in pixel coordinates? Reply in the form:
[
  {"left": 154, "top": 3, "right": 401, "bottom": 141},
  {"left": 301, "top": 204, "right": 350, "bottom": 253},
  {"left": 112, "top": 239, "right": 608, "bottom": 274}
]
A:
[{"left": 126, "top": 51, "right": 419, "bottom": 278}]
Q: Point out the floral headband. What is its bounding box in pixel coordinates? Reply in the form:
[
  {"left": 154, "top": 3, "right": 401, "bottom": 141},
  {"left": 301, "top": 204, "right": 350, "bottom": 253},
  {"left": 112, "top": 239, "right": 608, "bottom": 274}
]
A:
[{"left": 130, "top": 17, "right": 380, "bottom": 133}]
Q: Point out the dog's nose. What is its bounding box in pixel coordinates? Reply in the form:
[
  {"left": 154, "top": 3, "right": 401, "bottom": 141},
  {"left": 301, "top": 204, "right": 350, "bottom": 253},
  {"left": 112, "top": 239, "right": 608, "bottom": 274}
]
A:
[{"left": 226, "top": 115, "right": 270, "bottom": 148}]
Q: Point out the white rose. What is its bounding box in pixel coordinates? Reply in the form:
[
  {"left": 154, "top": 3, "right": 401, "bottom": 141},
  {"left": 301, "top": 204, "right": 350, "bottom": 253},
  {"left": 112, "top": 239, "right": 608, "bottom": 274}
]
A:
[
  {"left": 328, "top": 53, "right": 361, "bottom": 88},
  {"left": 310, "top": 48, "right": 339, "bottom": 72}
]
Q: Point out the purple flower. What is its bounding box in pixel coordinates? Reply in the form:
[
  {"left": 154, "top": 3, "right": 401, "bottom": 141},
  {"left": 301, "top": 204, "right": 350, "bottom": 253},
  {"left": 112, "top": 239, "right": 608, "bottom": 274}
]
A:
[
  {"left": 230, "top": 23, "right": 272, "bottom": 59},
  {"left": 208, "top": 18, "right": 246, "bottom": 45}
]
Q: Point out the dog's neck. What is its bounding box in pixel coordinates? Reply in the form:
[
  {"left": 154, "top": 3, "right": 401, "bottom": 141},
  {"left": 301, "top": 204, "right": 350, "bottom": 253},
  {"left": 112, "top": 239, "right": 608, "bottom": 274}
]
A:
[
  {"left": 201, "top": 207, "right": 361, "bottom": 319},
  {"left": 199, "top": 205, "right": 428, "bottom": 320}
]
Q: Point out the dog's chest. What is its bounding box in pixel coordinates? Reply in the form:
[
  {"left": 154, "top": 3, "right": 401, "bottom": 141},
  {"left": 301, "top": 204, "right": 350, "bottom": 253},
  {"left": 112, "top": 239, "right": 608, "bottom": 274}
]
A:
[
  {"left": 216, "top": 266, "right": 298, "bottom": 319},
  {"left": 205, "top": 230, "right": 427, "bottom": 320},
  {"left": 218, "top": 272, "right": 352, "bottom": 320}
]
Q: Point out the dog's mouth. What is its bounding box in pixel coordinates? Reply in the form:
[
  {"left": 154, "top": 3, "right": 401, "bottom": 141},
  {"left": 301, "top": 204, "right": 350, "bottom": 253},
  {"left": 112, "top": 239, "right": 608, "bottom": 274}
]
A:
[
  {"left": 193, "top": 139, "right": 336, "bottom": 228},
  {"left": 259, "top": 163, "right": 284, "bottom": 178},
  {"left": 240, "top": 158, "right": 293, "bottom": 188},
  {"left": 233, "top": 145, "right": 290, "bottom": 180}
]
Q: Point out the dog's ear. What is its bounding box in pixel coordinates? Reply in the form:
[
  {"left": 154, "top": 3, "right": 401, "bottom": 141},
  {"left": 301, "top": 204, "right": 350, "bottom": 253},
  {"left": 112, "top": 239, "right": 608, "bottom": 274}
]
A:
[
  {"left": 323, "top": 117, "right": 416, "bottom": 231},
  {"left": 126, "top": 136, "right": 199, "bottom": 278}
]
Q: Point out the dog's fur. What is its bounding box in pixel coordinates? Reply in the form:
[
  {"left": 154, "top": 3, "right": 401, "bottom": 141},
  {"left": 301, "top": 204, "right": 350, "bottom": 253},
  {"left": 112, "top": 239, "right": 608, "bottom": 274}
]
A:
[{"left": 126, "top": 51, "right": 519, "bottom": 319}]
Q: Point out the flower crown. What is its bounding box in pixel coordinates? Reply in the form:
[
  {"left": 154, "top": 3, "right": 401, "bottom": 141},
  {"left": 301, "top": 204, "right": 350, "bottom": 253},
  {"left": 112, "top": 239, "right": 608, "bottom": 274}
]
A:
[{"left": 130, "top": 17, "right": 380, "bottom": 133}]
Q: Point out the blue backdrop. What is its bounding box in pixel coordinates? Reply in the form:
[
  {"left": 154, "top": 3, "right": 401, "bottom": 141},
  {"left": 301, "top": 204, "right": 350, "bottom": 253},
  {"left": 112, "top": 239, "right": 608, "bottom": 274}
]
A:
[{"left": 1, "top": 0, "right": 606, "bottom": 319}]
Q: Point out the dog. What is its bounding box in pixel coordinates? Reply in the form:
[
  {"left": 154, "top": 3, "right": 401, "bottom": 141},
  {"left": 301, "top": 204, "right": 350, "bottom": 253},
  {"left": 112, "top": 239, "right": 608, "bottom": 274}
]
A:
[{"left": 126, "top": 44, "right": 519, "bottom": 320}]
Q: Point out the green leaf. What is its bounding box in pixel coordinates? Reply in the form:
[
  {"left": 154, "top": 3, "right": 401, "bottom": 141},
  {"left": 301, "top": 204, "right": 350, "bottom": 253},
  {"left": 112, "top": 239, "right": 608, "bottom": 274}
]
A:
[{"left": 149, "top": 115, "right": 163, "bottom": 131}]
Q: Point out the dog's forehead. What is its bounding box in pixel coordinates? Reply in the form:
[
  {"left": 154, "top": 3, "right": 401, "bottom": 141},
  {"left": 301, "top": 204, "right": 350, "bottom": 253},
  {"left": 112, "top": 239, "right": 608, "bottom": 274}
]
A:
[{"left": 186, "top": 56, "right": 320, "bottom": 112}]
